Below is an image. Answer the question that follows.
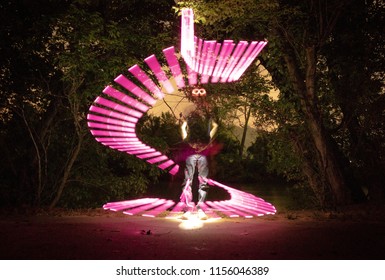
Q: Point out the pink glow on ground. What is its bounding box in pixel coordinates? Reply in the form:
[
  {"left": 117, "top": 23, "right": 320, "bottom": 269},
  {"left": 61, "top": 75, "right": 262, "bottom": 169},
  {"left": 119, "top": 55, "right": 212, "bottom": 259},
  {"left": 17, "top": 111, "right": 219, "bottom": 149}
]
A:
[
  {"left": 142, "top": 200, "right": 175, "bottom": 217},
  {"left": 165, "top": 202, "right": 186, "bottom": 219},
  {"left": 123, "top": 199, "right": 167, "bottom": 216},
  {"left": 103, "top": 198, "right": 157, "bottom": 211}
]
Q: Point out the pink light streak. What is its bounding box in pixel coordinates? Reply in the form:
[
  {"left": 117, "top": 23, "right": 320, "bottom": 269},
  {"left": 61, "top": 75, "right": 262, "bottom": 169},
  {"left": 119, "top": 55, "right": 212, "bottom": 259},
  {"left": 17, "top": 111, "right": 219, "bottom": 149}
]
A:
[
  {"left": 87, "top": 122, "right": 135, "bottom": 133},
  {"left": 181, "top": 8, "right": 195, "bottom": 68},
  {"left": 210, "top": 41, "right": 235, "bottom": 83},
  {"left": 144, "top": 55, "right": 175, "bottom": 94},
  {"left": 129, "top": 65, "right": 165, "bottom": 100},
  {"left": 180, "top": 8, "right": 267, "bottom": 83},
  {"left": 103, "top": 86, "right": 149, "bottom": 112},
  {"left": 114, "top": 74, "right": 156, "bottom": 106},
  {"left": 89, "top": 8, "right": 274, "bottom": 215},
  {"left": 103, "top": 179, "right": 276, "bottom": 219},
  {"left": 89, "top": 105, "right": 139, "bottom": 123},
  {"left": 94, "top": 97, "right": 143, "bottom": 118},
  {"left": 163, "top": 47, "right": 185, "bottom": 88},
  {"left": 87, "top": 114, "right": 136, "bottom": 128}
]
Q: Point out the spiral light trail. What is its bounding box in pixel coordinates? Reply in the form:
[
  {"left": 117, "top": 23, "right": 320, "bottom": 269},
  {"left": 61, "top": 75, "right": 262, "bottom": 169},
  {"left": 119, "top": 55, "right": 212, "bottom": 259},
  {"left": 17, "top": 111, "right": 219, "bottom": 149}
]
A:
[{"left": 89, "top": 8, "right": 276, "bottom": 219}]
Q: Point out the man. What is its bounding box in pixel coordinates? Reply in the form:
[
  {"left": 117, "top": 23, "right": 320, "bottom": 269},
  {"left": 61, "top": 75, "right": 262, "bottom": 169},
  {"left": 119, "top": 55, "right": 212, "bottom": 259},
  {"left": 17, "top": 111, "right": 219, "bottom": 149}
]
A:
[{"left": 179, "top": 103, "right": 218, "bottom": 220}]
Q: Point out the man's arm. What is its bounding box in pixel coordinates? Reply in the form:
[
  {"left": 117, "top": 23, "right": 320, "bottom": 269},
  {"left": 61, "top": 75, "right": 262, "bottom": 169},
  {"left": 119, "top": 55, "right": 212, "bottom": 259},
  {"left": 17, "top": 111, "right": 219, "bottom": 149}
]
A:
[
  {"left": 209, "top": 120, "right": 218, "bottom": 139},
  {"left": 181, "top": 121, "right": 188, "bottom": 140}
]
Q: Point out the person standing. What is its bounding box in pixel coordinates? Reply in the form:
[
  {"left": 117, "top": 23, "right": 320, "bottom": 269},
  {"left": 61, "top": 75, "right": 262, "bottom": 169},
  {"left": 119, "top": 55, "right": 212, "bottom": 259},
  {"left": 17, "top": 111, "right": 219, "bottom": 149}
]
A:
[{"left": 179, "top": 106, "right": 218, "bottom": 220}]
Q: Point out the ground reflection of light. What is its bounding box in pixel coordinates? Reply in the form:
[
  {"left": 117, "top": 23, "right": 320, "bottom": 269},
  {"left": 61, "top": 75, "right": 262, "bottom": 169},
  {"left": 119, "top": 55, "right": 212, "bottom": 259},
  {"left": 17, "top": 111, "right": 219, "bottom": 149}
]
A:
[
  {"left": 176, "top": 215, "right": 222, "bottom": 230},
  {"left": 179, "top": 216, "right": 204, "bottom": 230}
]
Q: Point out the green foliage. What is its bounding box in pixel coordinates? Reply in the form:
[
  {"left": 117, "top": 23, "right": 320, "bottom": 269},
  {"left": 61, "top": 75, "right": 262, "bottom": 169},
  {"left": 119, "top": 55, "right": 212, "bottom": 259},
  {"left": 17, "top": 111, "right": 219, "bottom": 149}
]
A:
[
  {"left": 57, "top": 140, "right": 160, "bottom": 208},
  {"left": 190, "top": 0, "right": 385, "bottom": 206},
  {"left": 137, "top": 112, "right": 181, "bottom": 154},
  {"left": 1, "top": 0, "right": 384, "bottom": 209},
  {"left": 0, "top": 0, "right": 179, "bottom": 209}
]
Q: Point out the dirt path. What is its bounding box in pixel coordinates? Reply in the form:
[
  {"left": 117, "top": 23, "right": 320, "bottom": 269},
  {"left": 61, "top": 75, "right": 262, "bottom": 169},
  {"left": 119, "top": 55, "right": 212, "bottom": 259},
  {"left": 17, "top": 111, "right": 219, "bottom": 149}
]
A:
[{"left": 1, "top": 209, "right": 384, "bottom": 260}]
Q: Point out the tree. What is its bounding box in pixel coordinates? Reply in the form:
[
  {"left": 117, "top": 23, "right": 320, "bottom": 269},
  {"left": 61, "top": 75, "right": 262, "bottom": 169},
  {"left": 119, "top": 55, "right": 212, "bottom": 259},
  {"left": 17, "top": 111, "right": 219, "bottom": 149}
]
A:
[
  {"left": 178, "top": 0, "right": 384, "bottom": 206},
  {"left": 322, "top": 0, "right": 385, "bottom": 202},
  {"left": 202, "top": 64, "right": 273, "bottom": 157},
  {"left": 0, "top": 0, "right": 179, "bottom": 209}
]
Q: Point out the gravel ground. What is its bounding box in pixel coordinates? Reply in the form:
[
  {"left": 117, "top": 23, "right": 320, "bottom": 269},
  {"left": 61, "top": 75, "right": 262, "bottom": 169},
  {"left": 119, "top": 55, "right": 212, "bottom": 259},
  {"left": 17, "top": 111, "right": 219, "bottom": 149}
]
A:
[{"left": 1, "top": 206, "right": 384, "bottom": 260}]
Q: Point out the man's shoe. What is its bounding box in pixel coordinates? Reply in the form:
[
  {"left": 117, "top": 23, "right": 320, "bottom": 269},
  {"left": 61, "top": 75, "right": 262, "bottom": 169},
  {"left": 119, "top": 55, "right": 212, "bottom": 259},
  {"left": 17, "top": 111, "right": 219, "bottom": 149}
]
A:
[
  {"left": 180, "top": 211, "right": 192, "bottom": 220},
  {"left": 197, "top": 209, "right": 208, "bottom": 220}
]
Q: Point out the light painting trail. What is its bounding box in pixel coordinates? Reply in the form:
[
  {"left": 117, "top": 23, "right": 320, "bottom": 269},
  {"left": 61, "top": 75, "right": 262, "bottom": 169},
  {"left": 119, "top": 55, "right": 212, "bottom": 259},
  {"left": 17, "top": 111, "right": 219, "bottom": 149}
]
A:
[
  {"left": 88, "top": 8, "right": 275, "bottom": 220},
  {"left": 103, "top": 179, "right": 276, "bottom": 219}
]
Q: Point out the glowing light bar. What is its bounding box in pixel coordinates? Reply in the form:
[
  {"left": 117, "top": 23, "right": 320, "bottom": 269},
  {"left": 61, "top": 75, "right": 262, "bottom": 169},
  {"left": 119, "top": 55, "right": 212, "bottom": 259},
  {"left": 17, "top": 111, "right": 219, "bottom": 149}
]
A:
[
  {"left": 88, "top": 8, "right": 268, "bottom": 192},
  {"left": 103, "top": 198, "right": 155, "bottom": 211},
  {"left": 144, "top": 55, "right": 175, "bottom": 94},
  {"left": 94, "top": 97, "right": 143, "bottom": 118},
  {"left": 89, "top": 105, "right": 139, "bottom": 123},
  {"left": 124, "top": 148, "right": 156, "bottom": 155},
  {"left": 90, "top": 130, "right": 136, "bottom": 138},
  {"left": 87, "top": 122, "right": 135, "bottom": 133},
  {"left": 211, "top": 41, "right": 235, "bottom": 83},
  {"left": 220, "top": 41, "right": 248, "bottom": 82},
  {"left": 87, "top": 114, "right": 136, "bottom": 128},
  {"left": 129, "top": 65, "right": 165, "bottom": 100},
  {"left": 96, "top": 137, "right": 140, "bottom": 142},
  {"left": 163, "top": 47, "right": 185, "bottom": 88},
  {"left": 147, "top": 155, "right": 168, "bottom": 164},
  {"left": 123, "top": 198, "right": 166, "bottom": 215},
  {"left": 180, "top": 8, "right": 267, "bottom": 83},
  {"left": 165, "top": 202, "right": 187, "bottom": 219},
  {"left": 103, "top": 86, "right": 149, "bottom": 112},
  {"left": 136, "top": 151, "right": 162, "bottom": 159},
  {"left": 181, "top": 8, "right": 195, "bottom": 68},
  {"left": 103, "top": 179, "right": 276, "bottom": 219},
  {"left": 168, "top": 164, "right": 179, "bottom": 176},
  {"left": 158, "top": 159, "right": 175, "bottom": 170},
  {"left": 186, "top": 63, "right": 198, "bottom": 85},
  {"left": 229, "top": 41, "right": 268, "bottom": 82},
  {"left": 200, "top": 41, "right": 220, "bottom": 84},
  {"left": 142, "top": 199, "right": 175, "bottom": 217},
  {"left": 114, "top": 74, "right": 156, "bottom": 106}
]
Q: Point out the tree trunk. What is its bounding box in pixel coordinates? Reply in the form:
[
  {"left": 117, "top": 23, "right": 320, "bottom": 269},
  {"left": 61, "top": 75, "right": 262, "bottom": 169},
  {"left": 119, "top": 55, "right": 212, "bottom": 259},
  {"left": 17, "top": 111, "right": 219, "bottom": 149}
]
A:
[
  {"left": 239, "top": 105, "right": 251, "bottom": 157},
  {"left": 49, "top": 80, "right": 85, "bottom": 210},
  {"left": 284, "top": 46, "right": 352, "bottom": 206},
  {"left": 20, "top": 108, "right": 43, "bottom": 206},
  {"left": 289, "top": 131, "right": 329, "bottom": 206},
  {"left": 49, "top": 133, "right": 84, "bottom": 210}
]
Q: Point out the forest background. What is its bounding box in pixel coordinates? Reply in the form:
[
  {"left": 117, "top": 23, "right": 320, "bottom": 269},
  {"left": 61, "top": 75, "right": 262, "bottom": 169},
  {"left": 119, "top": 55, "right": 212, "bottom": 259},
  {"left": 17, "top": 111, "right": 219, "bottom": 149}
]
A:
[{"left": 0, "top": 0, "right": 383, "bottom": 212}]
